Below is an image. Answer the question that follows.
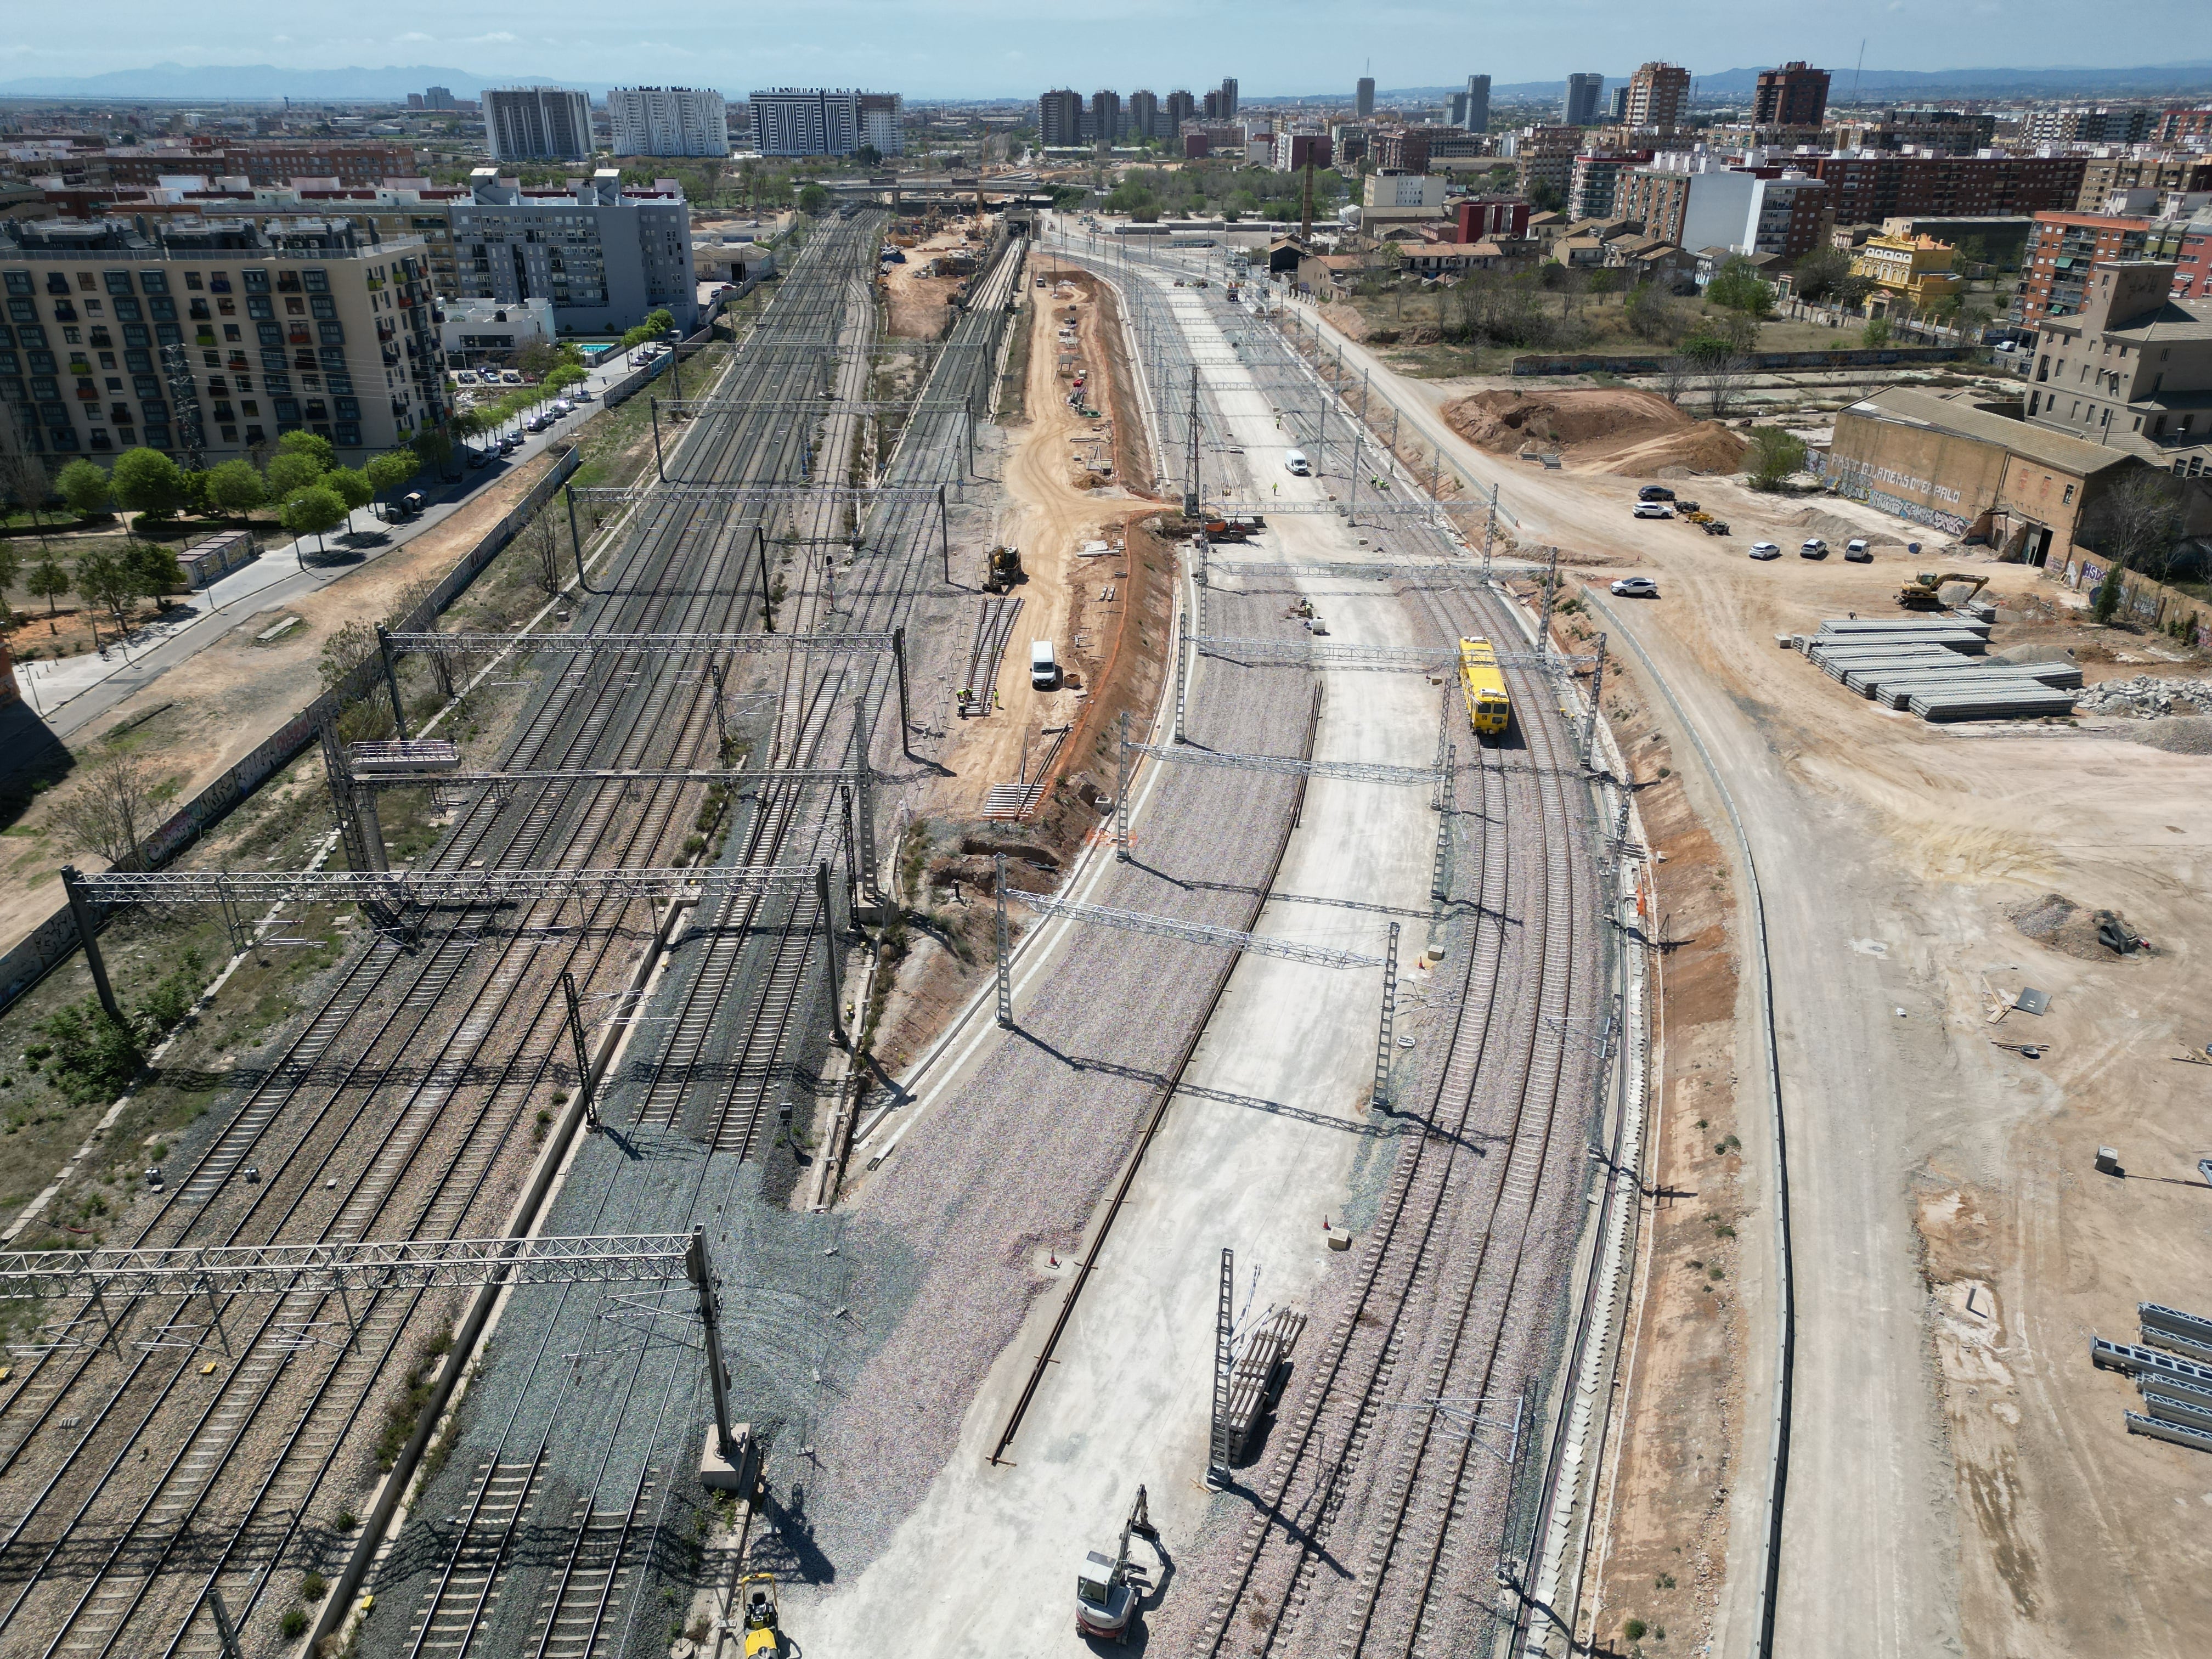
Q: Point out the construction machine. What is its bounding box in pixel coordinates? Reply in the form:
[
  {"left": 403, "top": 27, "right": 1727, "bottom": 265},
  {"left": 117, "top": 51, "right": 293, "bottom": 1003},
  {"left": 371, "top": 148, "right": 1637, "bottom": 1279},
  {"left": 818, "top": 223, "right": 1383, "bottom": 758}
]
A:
[
  {"left": 738, "top": 1574, "right": 783, "bottom": 1657},
  {"left": 1897, "top": 570, "right": 1990, "bottom": 611},
  {"left": 1074, "top": 1486, "right": 1156, "bottom": 1644},
  {"left": 983, "top": 544, "right": 1025, "bottom": 593}
]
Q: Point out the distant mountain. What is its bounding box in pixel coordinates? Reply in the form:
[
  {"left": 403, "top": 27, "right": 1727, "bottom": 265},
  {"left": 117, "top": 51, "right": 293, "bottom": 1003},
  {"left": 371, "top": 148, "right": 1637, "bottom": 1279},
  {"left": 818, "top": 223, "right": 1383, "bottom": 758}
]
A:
[
  {"left": 1374, "top": 63, "right": 2212, "bottom": 104},
  {"left": 0, "top": 63, "right": 585, "bottom": 101}
]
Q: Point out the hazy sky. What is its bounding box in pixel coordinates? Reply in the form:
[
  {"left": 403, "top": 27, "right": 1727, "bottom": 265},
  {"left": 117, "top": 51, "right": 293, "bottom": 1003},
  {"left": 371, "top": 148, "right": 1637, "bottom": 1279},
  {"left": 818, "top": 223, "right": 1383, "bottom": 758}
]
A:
[{"left": 7, "top": 0, "right": 2211, "bottom": 97}]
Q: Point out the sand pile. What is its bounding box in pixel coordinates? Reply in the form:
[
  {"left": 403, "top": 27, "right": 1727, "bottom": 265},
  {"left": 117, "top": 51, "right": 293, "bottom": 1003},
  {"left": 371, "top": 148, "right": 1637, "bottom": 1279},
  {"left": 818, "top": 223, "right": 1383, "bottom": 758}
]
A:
[
  {"left": 1442, "top": 388, "right": 1747, "bottom": 476},
  {"left": 2008, "top": 891, "right": 2149, "bottom": 959}
]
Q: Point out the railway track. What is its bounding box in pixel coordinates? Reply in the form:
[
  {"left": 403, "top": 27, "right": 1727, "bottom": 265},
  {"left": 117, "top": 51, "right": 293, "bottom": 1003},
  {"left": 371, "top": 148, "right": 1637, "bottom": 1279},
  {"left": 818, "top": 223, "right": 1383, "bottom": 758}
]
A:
[
  {"left": 1053, "top": 241, "right": 1608, "bottom": 1659},
  {"left": 0, "top": 218, "right": 888, "bottom": 1659},
  {"left": 366, "top": 225, "right": 1028, "bottom": 1659}
]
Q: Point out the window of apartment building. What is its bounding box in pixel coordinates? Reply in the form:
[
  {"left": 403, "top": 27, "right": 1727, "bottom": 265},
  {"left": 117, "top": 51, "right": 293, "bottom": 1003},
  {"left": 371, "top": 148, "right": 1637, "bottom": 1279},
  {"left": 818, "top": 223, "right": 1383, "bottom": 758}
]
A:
[
  {"left": 75, "top": 272, "right": 95, "bottom": 291},
  {"left": 243, "top": 270, "right": 269, "bottom": 294}
]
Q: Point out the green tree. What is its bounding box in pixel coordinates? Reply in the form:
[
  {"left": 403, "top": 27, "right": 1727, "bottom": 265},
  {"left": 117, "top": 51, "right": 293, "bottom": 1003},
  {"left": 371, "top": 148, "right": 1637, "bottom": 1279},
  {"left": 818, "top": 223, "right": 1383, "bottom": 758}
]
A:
[
  {"left": 264, "top": 448, "right": 326, "bottom": 499},
  {"left": 205, "top": 458, "right": 269, "bottom": 518},
  {"left": 365, "top": 448, "right": 419, "bottom": 510},
  {"left": 797, "top": 181, "right": 831, "bottom": 216},
  {"left": 73, "top": 546, "right": 139, "bottom": 632},
  {"left": 125, "top": 540, "right": 187, "bottom": 611},
  {"left": 411, "top": 429, "right": 454, "bottom": 477},
  {"left": 1705, "top": 256, "right": 1774, "bottom": 319},
  {"left": 56, "top": 458, "right": 112, "bottom": 519},
  {"left": 1745, "top": 426, "right": 1809, "bottom": 491},
  {"left": 1790, "top": 245, "right": 1852, "bottom": 304},
  {"left": 275, "top": 430, "right": 336, "bottom": 472},
  {"left": 619, "top": 308, "right": 678, "bottom": 351},
  {"left": 1585, "top": 268, "right": 1622, "bottom": 306},
  {"left": 280, "top": 485, "right": 347, "bottom": 560},
  {"left": 516, "top": 340, "right": 560, "bottom": 380},
  {"left": 109, "top": 447, "right": 189, "bottom": 521},
  {"left": 2091, "top": 559, "right": 2125, "bottom": 623},
  {"left": 27, "top": 555, "right": 71, "bottom": 616},
  {"left": 1860, "top": 315, "right": 1893, "bottom": 348},
  {"left": 325, "top": 466, "right": 376, "bottom": 533}
]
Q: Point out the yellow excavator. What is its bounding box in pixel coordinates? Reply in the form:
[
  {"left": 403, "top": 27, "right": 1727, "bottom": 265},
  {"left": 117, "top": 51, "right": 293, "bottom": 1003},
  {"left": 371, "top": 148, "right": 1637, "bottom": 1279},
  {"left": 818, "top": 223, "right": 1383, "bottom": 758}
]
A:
[
  {"left": 983, "top": 544, "right": 1024, "bottom": 594},
  {"left": 1895, "top": 570, "right": 1990, "bottom": 611}
]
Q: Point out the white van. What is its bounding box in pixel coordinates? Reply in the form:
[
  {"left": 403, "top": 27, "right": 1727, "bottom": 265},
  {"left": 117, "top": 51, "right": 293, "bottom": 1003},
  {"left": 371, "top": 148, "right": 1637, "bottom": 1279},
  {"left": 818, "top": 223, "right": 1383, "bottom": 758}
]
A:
[
  {"left": 1284, "top": 449, "right": 1312, "bottom": 476},
  {"left": 1030, "top": 639, "right": 1059, "bottom": 690}
]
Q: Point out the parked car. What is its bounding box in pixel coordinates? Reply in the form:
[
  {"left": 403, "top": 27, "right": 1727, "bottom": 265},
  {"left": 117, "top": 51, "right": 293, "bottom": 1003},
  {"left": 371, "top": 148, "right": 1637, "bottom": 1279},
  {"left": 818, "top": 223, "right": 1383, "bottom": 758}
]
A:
[
  {"left": 502, "top": 370, "right": 524, "bottom": 385},
  {"left": 1800, "top": 538, "right": 1829, "bottom": 559},
  {"left": 498, "top": 436, "right": 518, "bottom": 453},
  {"left": 466, "top": 448, "right": 489, "bottom": 468},
  {"left": 1632, "top": 501, "right": 1673, "bottom": 519},
  {"left": 1844, "top": 538, "right": 1872, "bottom": 562},
  {"left": 394, "top": 491, "right": 426, "bottom": 517},
  {"left": 1610, "top": 576, "right": 1659, "bottom": 597},
  {"left": 455, "top": 370, "right": 479, "bottom": 385},
  {"left": 1637, "top": 484, "right": 1676, "bottom": 502},
  {"left": 1749, "top": 541, "right": 1782, "bottom": 560},
  {"left": 572, "top": 388, "right": 594, "bottom": 402},
  {"left": 550, "top": 400, "right": 573, "bottom": 416}
]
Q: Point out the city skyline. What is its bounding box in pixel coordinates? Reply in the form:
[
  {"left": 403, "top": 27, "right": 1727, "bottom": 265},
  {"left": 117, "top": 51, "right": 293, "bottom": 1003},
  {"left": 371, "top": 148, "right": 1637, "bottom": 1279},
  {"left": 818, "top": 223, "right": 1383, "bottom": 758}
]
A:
[{"left": 2, "top": 0, "right": 2208, "bottom": 100}]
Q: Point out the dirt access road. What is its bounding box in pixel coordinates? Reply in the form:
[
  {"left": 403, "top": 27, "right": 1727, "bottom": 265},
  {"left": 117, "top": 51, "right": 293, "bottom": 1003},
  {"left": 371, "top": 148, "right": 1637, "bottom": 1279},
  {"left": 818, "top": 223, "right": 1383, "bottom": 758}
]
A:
[
  {"left": 924, "top": 273, "right": 1158, "bottom": 816},
  {"left": 1301, "top": 302, "right": 2212, "bottom": 1659}
]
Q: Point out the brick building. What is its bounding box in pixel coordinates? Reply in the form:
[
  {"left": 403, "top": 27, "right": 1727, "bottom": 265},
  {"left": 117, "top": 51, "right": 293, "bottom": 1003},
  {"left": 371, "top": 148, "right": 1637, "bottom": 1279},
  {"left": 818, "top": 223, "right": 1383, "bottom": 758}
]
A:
[
  {"left": 2013, "top": 211, "right": 2191, "bottom": 324},
  {"left": 1801, "top": 154, "right": 2087, "bottom": 225},
  {"left": 1753, "top": 62, "right": 1830, "bottom": 128}
]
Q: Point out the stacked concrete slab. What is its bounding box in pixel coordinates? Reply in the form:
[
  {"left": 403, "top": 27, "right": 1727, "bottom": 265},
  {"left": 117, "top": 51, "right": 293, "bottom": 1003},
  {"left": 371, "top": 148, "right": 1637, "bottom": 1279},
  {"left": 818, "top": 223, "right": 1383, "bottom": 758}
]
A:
[{"left": 1796, "top": 616, "right": 2078, "bottom": 723}]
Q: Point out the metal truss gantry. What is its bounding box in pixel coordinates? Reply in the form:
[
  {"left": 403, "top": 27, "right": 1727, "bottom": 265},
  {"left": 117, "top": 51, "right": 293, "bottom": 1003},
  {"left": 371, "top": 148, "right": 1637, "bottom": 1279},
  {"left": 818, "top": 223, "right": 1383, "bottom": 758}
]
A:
[
  {"left": 0, "top": 1227, "right": 749, "bottom": 1472},
  {"left": 1206, "top": 561, "right": 1542, "bottom": 585}
]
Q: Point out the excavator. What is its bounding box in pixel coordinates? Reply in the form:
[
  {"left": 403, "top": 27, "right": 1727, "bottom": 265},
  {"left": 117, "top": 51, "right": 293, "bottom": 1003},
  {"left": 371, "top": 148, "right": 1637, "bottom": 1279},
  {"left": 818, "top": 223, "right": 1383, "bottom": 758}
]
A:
[
  {"left": 983, "top": 544, "right": 1025, "bottom": 594},
  {"left": 1895, "top": 570, "right": 1991, "bottom": 611},
  {"left": 1075, "top": 1486, "right": 1156, "bottom": 1644}
]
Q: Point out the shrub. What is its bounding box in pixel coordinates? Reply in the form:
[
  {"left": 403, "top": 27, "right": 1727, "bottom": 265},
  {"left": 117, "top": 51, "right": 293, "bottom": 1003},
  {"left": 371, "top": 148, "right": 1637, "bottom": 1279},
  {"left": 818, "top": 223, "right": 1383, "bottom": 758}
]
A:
[
  {"left": 39, "top": 1001, "right": 143, "bottom": 1104},
  {"left": 281, "top": 1607, "right": 309, "bottom": 1639},
  {"left": 302, "top": 1572, "right": 329, "bottom": 1601},
  {"left": 1623, "top": 1617, "right": 1648, "bottom": 1640}
]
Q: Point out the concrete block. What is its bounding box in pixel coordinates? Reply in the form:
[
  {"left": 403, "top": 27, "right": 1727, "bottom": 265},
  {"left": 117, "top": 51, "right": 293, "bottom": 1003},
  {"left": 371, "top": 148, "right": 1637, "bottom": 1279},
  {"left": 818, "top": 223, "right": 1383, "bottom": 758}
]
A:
[
  {"left": 2095, "top": 1147, "right": 2122, "bottom": 1177},
  {"left": 701, "top": 1424, "right": 760, "bottom": 1493},
  {"left": 1326, "top": 1227, "right": 1352, "bottom": 1251}
]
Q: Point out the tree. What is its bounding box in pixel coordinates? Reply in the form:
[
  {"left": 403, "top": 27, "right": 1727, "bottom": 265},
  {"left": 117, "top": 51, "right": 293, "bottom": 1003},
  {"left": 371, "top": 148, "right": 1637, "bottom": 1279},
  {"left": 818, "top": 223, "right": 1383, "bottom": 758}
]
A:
[
  {"left": 1790, "top": 245, "right": 1853, "bottom": 304},
  {"left": 516, "top": 340, "right": 560, "bottom": 380},
  {"left": 73, "top": 548, "right": 139, "bottom": 633},
  {"left": 27, "top": 555, "right": 70, "bottom": 617},
  {"left": 264, "top": 447, "right": 326, "bottom": 499},
  {"left": 1705, "top": 257, "right": 1775, "bottom": 321},
  {"left": 0, "top": 542, "right": 16, "bottom": 618},
  {"left": 325, "top": 466, "right": 376, "bottom": 533},
  {"left": 411, "top": 428, "right": 454, "bottom": 478},
  {"left": 50, "top": 749, "right": 162, "bottom": 870},
  {"left": 2085, "top": 470, "right": 2186, "bottom": 584},
  {"left": 386, "top": 577, "right": 453, "bottom": 697},
  {"left": 125, "top": 541, "right": 187, "bottom": 611},
  {"left": 109, "top": 447, "right": 189, "bottom": 521},
  {"left": 365, "top": 449, "right": 419, "bottom": 511},
  {"left": 797, "top": 181, "right": 831, "bottom": 216},
  {"left": 1860, "top": 316, "right": 1893, "bottom": 348},
  {"left": 1656, "top": 356, "right": 1700, "bottom": 406},
  {"left": 1745, "top": 426, "right": 1809, "bottom": 491},
  {"left": 275, "top": 430, "right": 336, "bottom": 473},
  {"left": 856, "top": 143, "right": 882, "bottom": 168},
  {"left": 318, "top": 618, "right": 378, "bottom": 691},
  {"left": 1705, "top": 352, "right": 1755, "bottom": 419},
  {"left": 57, "top": 458, "right": 112, "bottom": 520},
  {"left": 1585, "top": 268, "right": 1622, "bottom": 306},
  {"left": 280, "top": 484, "right": 347, "bottom": 560},
  {"left": 205, "top": 458, "right": 269, "bottom": 518},
  {"left": 0, "top": 414, "right": 55, "bottom": 550},
  {"left": 520, "top": 514, "right": 563, "bottom": 597}
]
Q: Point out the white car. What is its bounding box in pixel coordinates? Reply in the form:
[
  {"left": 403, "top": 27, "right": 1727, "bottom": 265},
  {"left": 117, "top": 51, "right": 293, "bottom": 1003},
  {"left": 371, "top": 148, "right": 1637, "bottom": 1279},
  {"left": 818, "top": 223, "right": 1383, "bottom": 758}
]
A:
[
  {"left": 1632, "top": 501, "right": 1673, "bottom": 519},
  {"left": 1610, "top": 576, "right": 1659, "bottom": 598},
  {"left": 1749, "top": 541, "right": 1782, "bottom": 560},
  {"left": 1800, "top": 538, "right": 1829, "bottom": 559},
  {"left": 1844, "top": 539, "right": 1872, "bottom": 562}
]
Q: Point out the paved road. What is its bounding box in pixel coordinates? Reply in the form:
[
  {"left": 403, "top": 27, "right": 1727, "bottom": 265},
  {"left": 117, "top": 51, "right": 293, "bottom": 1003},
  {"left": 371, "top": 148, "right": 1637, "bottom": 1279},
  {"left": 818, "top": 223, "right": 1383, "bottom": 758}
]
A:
[
  {"left": 16, "top": 352, "right": 648, "bottom": 743},
  {"left": 1282, "top": 302, "right": 1963, "bottom": 1659}
]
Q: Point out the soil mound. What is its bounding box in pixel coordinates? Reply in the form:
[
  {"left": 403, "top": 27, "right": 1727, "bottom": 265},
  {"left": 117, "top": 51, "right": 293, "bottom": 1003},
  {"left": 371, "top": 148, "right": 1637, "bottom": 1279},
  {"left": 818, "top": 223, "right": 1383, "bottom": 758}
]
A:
[
  {"left": 2129, "top": 715, "right": 2212, "bottom": 755},
  {"left": 1442, "top": 388, "right": 1747, "bottom": 476},
  {"left": 2007, "top": 891, "right": 2150, "bottom": 960}
]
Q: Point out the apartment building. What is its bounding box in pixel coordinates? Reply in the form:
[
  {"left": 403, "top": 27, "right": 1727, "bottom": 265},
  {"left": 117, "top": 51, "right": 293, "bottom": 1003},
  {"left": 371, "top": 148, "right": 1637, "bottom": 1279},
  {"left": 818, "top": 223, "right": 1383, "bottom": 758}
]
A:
[
  {"left": 1569, "top": 151, "right": 1652, "bottom": 221},
  {"left": 1623, "top": 63, "right": 1691, "bottom": 132},
  {"left": 1039, "top": 89, "right": 1085, "bottom": 148},
  {"left": 451, "top": 170, "right": 695, "bottom": 335},
  {"left": 750, "top": 89, "right": 873, "bottom": 157},
  {"left": 1802, "top": 153, "right": 2087, "bottom": 225},
  {"left": 1, "top": 215, "right": 444, "bottom": 465},
  {"left": 484, "top": 88, "right": 594, "bottom": 163},
  {"left": 859, "top": 93, "right": 906, "bottom": 156},
  {"left": 2026, "top": 259, "right": 2212, "bottom": 471},
  {"left": 609, "top": 87, "right": 730, "bottom": 158},
  {"left": 1127, "top": 91, "right": 1160, "bottom": 143},
  {"left": 1372, "top": 128, "right": 1436, "bottom": 173},
  {"left": 2158, "top": 106, "right": 2212, "bottom": 145},
  {"left": 1165, "top": 91, "right": 1197, "bottom": 134},
  {"left": 1276, "top": 132, "right": 1333, "bottom": 172},
  {"left": 1357, "top": 77, "right": 1376, "bottom": 120},
  {"left": 2075, "top": 154, "right": 2212, "bottom": 213},
  {"left": 93, "top": 143, "right": 420, "bottom": 189},
  {"left": 2023, "top": 105, "right": 2158, "bottom": 145},
  {"left": 1829, "top": 108, "right": 1997, "bottom": 156},
  {"left": 1561, "top": 75, "right": 1604, "bottom": 128},
  {"left": 1753, "top": 62, "right": 1830, "bottom": 128},
  {"left": 1090, "top": 90, "right": 1123, "bottom": 146},
  {"left": 1617, "top": 160, "right": 1831, "bottom": 262},
  {"left": 2012, "top": 210, "right": 2192, "bottom": 324},
  {"left": 1449, "top": 77, "right": 1491, "bottom": 134},
  {"left": 1365, "top": 171, "right": 1445, "bottom": 211}
]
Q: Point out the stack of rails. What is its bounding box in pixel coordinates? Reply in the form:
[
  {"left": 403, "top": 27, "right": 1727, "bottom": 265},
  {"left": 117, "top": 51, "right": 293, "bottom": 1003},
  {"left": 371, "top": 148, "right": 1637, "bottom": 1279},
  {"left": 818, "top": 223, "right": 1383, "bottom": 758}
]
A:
[
  {"left": 0, "top": 217, "right": 895, "bottom": 1659},
  {"left": 1796, "top": 616, "right": 2079, "bottom": 722}
]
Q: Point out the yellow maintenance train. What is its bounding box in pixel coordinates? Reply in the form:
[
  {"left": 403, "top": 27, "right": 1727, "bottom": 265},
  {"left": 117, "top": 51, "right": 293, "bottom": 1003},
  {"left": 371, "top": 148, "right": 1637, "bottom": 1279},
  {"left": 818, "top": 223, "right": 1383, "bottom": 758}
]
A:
[{"left": 1458, "top": 637, "right": 1512, "bottom": 737}]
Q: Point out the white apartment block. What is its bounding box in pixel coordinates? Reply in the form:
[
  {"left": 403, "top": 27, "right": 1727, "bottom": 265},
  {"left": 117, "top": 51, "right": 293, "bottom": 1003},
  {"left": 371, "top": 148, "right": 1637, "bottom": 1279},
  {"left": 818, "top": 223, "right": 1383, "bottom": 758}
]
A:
[
  {"left": 610, "top": 87, "right": 730, "bottom": 159},
  {"left": 859, "top": 93, "right": 905, "bottom": 157},
  {"left": 452, "top": 170, "right": 696, "bottom": 335},
  {"left": 484, "top": 87, "right": 594, "bottom": 163},
  {"left": 749, "top": 89, "right": 902, "bottom": 157},
  {"left": 1, "top": 216, "right": 446, "bottom": 465}
]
